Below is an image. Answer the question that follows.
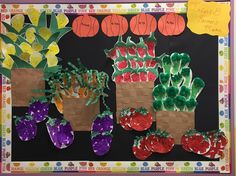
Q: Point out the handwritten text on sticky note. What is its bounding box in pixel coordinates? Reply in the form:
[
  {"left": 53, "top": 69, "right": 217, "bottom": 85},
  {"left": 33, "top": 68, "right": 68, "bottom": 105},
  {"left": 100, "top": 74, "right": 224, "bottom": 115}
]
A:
[{"left": 187, "top": 0, "right": 230, "bottom": 36}]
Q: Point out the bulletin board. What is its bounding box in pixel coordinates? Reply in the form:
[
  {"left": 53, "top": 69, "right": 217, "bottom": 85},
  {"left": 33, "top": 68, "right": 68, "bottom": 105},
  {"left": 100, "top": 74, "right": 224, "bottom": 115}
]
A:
[{"left": 0, "top": 1, "right": 233, "bottom": 175}]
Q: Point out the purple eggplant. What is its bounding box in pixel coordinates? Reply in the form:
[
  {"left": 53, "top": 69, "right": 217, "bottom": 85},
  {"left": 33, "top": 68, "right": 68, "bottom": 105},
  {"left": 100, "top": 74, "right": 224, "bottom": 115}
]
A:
[
  {"left": 14, "top": 115, "right": 37, "bottom": 141},
  {"left": 28, "top": 101, "right": 49, "bottom": 123},
  {"left": 46, "top": 117, "right": 74, "bottom": 149},
  {"left": 91, "top": 132, "right": 112, "bottom": 156},
  {"left": 91, "top": 111, "right": 113, "bottom": 133}
]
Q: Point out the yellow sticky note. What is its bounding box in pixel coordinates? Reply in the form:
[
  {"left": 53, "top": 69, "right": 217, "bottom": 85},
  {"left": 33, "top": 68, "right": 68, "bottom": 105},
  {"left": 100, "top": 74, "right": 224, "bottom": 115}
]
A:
[{"left": 187, "top": 0, "right": 230, "bottom": 36}]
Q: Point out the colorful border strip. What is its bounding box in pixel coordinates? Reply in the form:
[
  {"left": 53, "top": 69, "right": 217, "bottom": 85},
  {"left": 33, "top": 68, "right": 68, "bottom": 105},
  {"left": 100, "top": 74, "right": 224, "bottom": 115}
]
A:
[{"left": 0, "top": 2, "right": 233, "bottom": 175}]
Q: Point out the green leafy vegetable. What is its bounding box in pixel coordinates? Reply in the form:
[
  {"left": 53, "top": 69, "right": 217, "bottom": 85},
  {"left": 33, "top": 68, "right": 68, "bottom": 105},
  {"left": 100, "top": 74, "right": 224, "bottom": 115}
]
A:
[
  {"left": 170, "top": 52, "right": 181, "bottom": 74},
  {"left": 153, "top": 100, "right": 163, "bottom": 111},
  {"left": 180, "top": 53, "right": 191, "bottom": 68},
  {"left": 186, "top": 98, "right": 198, "bottom": 111},
  {"left": 161, "top": 54, "right": 171, "bottom": 74},
  {"left": 163, "top": 97, "right": 175, "bottom": 111},
  {"left": 174, "top": 95, "right": 186, "bottom": 111},
  {"left": 166, "top": 86, "right": 179, "bottom": 98},
  {"left": 159, "top": 73, "right": 170, "bottom": 87},
  {"left": 179, "top": 86, "right": 191, "bottom": 99},
  {"left": 181, "top": 67, "right": 192, "bottom": 87},
  {"left": 171, "top": 73, "right": 183, "bottom": 87},
  {"left": 191, "top": 77, "right": 205, "bottom": 99},
  {"left": 153, "top": 84, "right": 166, "bottom": 100}
]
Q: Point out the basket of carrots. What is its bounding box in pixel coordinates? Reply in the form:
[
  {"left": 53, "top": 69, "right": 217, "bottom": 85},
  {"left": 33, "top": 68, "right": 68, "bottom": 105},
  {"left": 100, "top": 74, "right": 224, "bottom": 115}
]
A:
[{"left": 47, "top": 59, "right": 109, "bottom": 131}]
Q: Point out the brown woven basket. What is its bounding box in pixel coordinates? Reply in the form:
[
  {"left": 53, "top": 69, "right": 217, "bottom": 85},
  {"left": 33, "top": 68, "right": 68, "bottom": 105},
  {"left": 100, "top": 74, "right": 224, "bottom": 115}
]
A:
[
  {"left": 156, "top": 111, "right": 195, "bottom": 144},
  {"left": 116, "top": 82, "right": 154, "bottom": 123},
  {"left": 63, "top": 96, "right": 100, "bottom": 131},
  {"left": 11, "top": 68, "right": 45, "bottom": 107}
]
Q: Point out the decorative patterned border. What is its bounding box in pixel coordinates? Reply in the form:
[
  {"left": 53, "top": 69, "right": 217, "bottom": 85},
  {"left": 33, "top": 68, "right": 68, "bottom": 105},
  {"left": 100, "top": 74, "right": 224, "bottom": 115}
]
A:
[{"left": 0, "top": 2, "right": 231, "bottom": 174}]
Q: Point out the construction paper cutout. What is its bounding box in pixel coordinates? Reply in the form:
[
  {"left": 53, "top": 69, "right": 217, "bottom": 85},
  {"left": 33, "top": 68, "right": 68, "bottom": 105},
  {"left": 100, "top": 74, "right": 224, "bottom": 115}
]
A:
[
  {"left": 63, "top": 96, "right": 100, "bottom": 131},
  {"left": 116, "top": 82, "right": 154, "bottom": 123},
  {"left": 128, "top": 107, "right": 153, "bottom": 131},
  {"left": 119, "top": 107, "right": 136, "bottom": 131},
  {"left": 91, "top": 111, "right": 113, "bottom": 156},
  {"left": 187, "top": 0, "right": 230, "bottom": 36},
  {"left": 203, "top": 130, "right": 228, "bottom": 159},
  {"left": 72, "top": 15, "right": 99, "bottom": 38},
  {"left": 11, "top": 69, "right": 45, "bottom": 107},
  {"left": 101, "top": 14, "right": 128, "bottom": 37},
  {"left": 46, "top": 117, "right": 74, "bottom": 149},
  {"left": 30, "top": 52, "right": 43, "bottom": 68},
  {"left": 28, "top": 100, "right": 49, "bottom": 123},
  {"left": 130, "top": 13, "right": 157, "bottom": 36},
  {"left": 145, "top": 130, "right": 175, "bottom": 153},
  {"left": 56, "top": 13, "right": 69, "bottom": 29},
  {"left": 91, "top": 131, "right": 113, "bottom": 156},
  {"left": 11, "top": 14, "right": 24, "bottom": 32},
  {"left": 25, "top": 27, "right": 36, "bottom": 43},
  {"left": 156, "top": 111, "right": 195, "bottom": 144},
  {"left": 91, "top": 111, "right": 113, "bottom": 134},
  {"left": 14, "top": 115, "right": 37, "bottom": 141},
  {"left": 26, "top": 8, "right": 40, "bottom": 26},
  {"left": 182, "top": 129, "right": 211, "bottom": 155},
  {"left": 5, "top": 32, "right": 18, "bottom": 42},
  {"left": 182, "top": 129, "right": 228, "bottom": 159},
  {"left": 1, "top": 42, "right": 16, "bottom": 69},
  {"left": 158, "top": 13, "right": 185, "bottom": 36},
  {"left": 132, "top": 136, "right": 152, "bottom": 160}
]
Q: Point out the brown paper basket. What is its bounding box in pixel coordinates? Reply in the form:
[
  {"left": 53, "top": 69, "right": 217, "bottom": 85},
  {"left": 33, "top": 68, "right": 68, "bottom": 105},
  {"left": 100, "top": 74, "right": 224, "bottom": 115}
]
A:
[
  {"left": 156, "top": 111, "right": 195, "bottom": 144},
  {"left": 11, "top": 68, "right": 45, "bottom": 107},
  {"left": 116, "top": 82, "right": 154, "bottom": 123},
  {"left": 63, "top": 96, "right": 100, "bottom": 131}
]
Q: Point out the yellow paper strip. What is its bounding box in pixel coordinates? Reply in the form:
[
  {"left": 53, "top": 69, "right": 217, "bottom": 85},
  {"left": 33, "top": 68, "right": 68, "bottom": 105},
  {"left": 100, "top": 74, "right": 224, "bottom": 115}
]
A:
[{"left": 187, "top": 0, "right": 230, "bottom": 36}]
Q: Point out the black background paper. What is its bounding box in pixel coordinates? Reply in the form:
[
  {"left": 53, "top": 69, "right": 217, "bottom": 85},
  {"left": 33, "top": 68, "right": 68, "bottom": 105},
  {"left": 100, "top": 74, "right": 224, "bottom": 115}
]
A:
[{"left": 12, "top": 14, "right": 219, "bottom": 161}]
